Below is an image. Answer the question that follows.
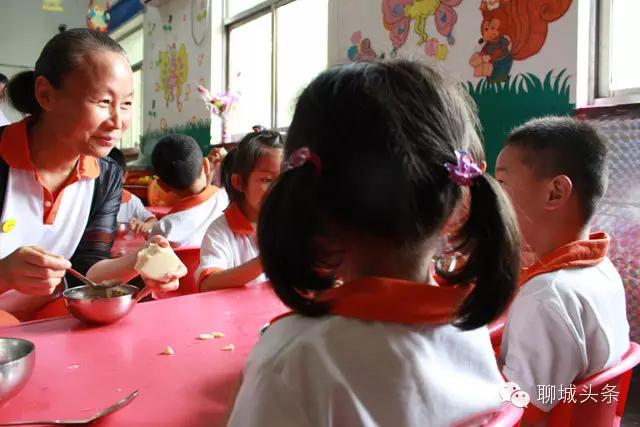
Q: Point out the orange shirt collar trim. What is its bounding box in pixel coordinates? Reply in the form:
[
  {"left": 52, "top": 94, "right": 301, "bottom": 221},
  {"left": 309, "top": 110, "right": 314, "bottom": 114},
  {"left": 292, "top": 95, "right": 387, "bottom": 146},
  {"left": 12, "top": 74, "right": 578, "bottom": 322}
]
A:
[
  {"left": 224, "top": 202, "right": 254, "bottom": 236},
  {"left": 168, "top": 185, "right": 219, "bottom": 214},
  {"left": 271, "top": 277, "right": 472, "bottom": 325},
  {"left": 121, "top": 189, "right": 133, "bottom": 203},
  {"left": 321, "top": 276, "right": 472, "bottom": 324},
  {"left": 519, "top": 232, "right": 610, "bottom": 286},
  {"left": 0, "top": 118, "right": 99, "bottom": 179}
]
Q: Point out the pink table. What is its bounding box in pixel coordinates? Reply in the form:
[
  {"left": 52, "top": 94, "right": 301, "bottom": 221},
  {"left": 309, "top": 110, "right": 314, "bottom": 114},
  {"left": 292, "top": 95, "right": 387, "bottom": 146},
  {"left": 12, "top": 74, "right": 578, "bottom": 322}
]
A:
[
  {"left": 110, "top": 235, "right": 147, "bottom": 257},
  {"left": 0, "top": 286, "right": 287, "bottom": 426}
]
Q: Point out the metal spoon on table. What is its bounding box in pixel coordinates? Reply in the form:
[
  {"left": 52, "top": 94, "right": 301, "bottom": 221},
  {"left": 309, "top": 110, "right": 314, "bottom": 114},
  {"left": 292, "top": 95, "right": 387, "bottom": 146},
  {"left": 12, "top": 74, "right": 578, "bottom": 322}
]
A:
[{"left": 0, "top": 390, "right": 139, "bottom": 425}]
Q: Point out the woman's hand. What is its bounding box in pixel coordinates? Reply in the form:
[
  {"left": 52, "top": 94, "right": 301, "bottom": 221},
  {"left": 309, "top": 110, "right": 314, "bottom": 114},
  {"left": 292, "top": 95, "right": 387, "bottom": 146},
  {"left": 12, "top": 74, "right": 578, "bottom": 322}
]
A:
[
  {"left": 0, "top": 246, "right": 71, "bottom": 295},
  {"left": 140, "top": 235, "right": 187, "bottom": 296}
]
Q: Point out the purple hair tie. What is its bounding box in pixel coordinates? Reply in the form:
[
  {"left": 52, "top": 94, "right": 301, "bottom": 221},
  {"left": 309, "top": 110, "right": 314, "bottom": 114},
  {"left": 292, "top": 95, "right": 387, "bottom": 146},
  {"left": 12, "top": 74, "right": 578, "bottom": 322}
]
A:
[
  {"left": 444, "top": 150, "right": 483, "bottom": 186},
  {"left": 283, "top": 147, "right": 322, "bottom": 175}
]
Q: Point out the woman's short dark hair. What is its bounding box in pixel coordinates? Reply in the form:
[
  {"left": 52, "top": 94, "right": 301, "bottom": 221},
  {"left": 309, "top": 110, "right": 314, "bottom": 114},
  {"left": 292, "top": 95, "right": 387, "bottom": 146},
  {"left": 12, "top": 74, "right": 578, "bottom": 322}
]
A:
[
  {"left": 6, "top": 28, "right": 126, "bottom": 116},
  {"left": 258, "top": 60, "right": 520, "bottom": 330}
]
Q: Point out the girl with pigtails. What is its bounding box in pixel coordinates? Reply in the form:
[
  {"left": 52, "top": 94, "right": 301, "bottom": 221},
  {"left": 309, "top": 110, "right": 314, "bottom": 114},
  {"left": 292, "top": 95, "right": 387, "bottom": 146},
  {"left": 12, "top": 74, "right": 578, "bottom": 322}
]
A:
[{"left": 228, "top": 59, "right": 522, "bottom": 427}]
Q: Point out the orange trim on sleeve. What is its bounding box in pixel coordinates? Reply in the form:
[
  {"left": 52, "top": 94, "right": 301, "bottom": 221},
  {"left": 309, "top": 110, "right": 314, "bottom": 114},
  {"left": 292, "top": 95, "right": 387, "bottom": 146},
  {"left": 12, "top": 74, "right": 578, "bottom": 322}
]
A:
[
  {"left": 0, "top": 310, "right": 20, "bottom": 327},
  {"left": 121, "top": 189, "right": 133, "bottom": 203},
  {"left": 168, "top": 185, "right": 219, "bottom": 214},
  {"left": 197, "top": 267, "right": 223, "bottom": 288},
  {"left": 0, "top": 118, "right": 101, "bottom": 224},
  {"left": 224, "top": 203, "right": 254, "bottom": 236},
  {"left": 519, "top": 232, "right": 610, "bottom": 286}
]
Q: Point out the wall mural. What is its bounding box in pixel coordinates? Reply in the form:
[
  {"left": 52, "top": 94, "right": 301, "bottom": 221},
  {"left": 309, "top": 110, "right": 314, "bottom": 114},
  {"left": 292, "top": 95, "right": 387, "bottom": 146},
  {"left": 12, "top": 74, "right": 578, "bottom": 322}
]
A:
[
  {"left": 141, "top": 0, "right": 213, "bottom": 163},
  {"left": 157, "top": 42, "right": 189, "bottom": 111},
  {"left": 382, "top": 0, "right": 462, "bottom": 61},
  {"left": 87, "top": 0, "right": 110, "bottom": 32},
  {"left": 342, "top": 0, "right": 576, "bottom": 171},
  {"left": 347, "top": 31, "right": 383, "bottom": 61},
  {"left": 469, "top": 0, "right": 573, "bottom": 83}
]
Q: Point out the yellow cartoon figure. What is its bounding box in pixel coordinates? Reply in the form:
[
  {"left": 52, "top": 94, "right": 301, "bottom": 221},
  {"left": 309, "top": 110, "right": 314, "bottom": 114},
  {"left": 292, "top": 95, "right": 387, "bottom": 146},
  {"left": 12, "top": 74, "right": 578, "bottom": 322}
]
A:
[
  {"left": 405, "top": 0, "right": 439, "bottom": 45},
  {"left": 382, "top": 0, "right": 460, "bottom": 51},
  {"left": 158, "top": 43, "right": 189, "bottom": 108}
]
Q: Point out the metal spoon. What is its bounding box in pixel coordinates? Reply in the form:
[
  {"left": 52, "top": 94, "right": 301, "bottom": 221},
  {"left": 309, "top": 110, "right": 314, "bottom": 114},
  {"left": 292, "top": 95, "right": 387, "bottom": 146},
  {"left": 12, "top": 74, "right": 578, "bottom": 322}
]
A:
[
  {"left": 0, "top": 390, "right": 139, "bottom": 425},
  {"left": 66, "top": 268, "right": 117, "bottom": 289}
]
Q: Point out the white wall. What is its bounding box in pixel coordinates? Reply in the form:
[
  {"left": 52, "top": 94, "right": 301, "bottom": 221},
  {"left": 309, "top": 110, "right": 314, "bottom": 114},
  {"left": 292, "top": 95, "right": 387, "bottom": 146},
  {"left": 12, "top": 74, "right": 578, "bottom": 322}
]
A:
[{"left": 0, "top": 0, "right": 89, "bottom": 121}]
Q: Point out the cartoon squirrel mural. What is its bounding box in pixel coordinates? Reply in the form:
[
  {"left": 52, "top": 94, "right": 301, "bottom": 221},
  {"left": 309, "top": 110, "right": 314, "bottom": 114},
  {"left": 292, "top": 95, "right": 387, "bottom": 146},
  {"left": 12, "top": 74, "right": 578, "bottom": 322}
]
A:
[{"left": 469, "top": 0, "right": 573, "bottom": 83}]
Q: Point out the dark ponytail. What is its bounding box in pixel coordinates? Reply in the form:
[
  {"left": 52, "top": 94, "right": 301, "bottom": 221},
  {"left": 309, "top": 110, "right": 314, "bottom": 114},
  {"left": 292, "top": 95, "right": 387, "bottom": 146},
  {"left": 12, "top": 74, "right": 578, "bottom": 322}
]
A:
[
  {"left": 447, "top": 174, "right": 520, "bottom": 330},
  {"left": 6, "top": 28, "right": 125, "bottom": 117},
  {"left": 258, "top": 163, "right": 332, "bottom": 316},
  {"left": 259, "top": 59, "right": 520, "bottom": 326},
  {"left": 6, "top": 71, "right": 39, "bottom": 115}
]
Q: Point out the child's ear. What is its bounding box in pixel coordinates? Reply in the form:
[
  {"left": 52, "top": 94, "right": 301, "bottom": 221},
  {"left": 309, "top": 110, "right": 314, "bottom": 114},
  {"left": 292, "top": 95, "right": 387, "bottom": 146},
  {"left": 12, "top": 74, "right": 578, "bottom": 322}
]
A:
[
  {"left": 479, "top": 161, "right": 488, "bottom": 173},
  {"left": 545, "top": 175, "right": 572, "bottom": 211},
  {"left": 203, "top": 157, "right": 211, "bottom": 175},
  {"left": 231, "top": 173, "right": 243, "bottom": 193}
]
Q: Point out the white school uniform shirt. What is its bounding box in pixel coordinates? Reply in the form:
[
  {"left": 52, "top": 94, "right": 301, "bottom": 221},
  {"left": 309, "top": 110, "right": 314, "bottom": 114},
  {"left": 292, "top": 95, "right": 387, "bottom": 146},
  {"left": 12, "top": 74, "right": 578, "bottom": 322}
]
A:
[
  {"left": 149, "top": 186, "right": 228, "bottom": 248},
  {"left": 228, "top": 276, "right": 506, "bottom": 427},
  {"left": 116, "top": 190, "right": 155, "bottom": 223},
  {"left": 0, "top": 109, "right": 10, "bottom": 127},
  {"left": 196, "top": 202, "right": 266, "bottom": 286},
  {"left": 0, "top": 119, "right": 97, "bottom": 260},
  {"left": 500, "top": 235, "right": 630, "bottom": 412}
]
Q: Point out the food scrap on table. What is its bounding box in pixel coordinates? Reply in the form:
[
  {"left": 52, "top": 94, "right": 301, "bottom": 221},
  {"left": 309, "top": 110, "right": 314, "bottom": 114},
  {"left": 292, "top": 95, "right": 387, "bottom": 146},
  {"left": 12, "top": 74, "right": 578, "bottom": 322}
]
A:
[
  {"left": 162, "top": 346, "right": 175, "bottom": 355},
  {"left": 221, "top": 344, "right": 235, "bottom": 352}
]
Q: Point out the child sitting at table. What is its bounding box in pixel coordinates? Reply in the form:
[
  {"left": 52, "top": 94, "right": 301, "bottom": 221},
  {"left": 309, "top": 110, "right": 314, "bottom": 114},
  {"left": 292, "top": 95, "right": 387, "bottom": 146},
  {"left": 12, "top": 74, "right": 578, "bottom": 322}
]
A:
[
  {"left": 108, "top": 148, "right": 157, "bottom": 234},
  {"left": 196, "top": 129, "right": 283, "bottom": 291},
  {"left": 149, "top": 134, "right": 228, "bottom": 248},
  {"left": 496, "top": 116, "right": 630, "bottom": 424},
  {"left": 227, "top": 60, "right": 521, "bottom": 427}
]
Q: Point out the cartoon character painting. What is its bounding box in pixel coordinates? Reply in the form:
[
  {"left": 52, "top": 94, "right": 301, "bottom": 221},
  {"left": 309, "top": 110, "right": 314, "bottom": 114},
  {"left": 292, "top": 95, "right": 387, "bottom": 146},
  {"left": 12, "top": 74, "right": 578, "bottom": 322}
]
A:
[
  {"left": 382, "top": 0, "right": 462, "bottom": 55},
  {"left": 158, "top": 43, "right": 189, "bottom": 109},
  {"left": 469, "top": 0, "right": 573, "bottom": 83},
  {"left": 87, "top": 0, "right": 110, "bottom": 32},
  {"left": 347, "top": 31, "right": 381, "bottom": 61}
]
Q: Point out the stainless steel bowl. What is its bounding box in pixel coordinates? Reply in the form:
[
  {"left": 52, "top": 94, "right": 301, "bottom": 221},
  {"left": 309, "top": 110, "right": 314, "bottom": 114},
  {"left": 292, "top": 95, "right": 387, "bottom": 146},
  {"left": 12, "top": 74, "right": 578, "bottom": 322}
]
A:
[
  {"left": 0, "top": 338, "right": 35, "bottom": 403},
  {"left": 63, "top": 284, "right": 141, "bottom": 325}
]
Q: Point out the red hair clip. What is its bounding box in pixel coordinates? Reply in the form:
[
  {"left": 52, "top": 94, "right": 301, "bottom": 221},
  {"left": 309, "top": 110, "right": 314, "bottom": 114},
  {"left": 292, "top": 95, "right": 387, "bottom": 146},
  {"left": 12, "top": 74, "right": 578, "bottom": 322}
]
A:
[{"left": 283, "top": 147, "right": 322, "bottom": 175}]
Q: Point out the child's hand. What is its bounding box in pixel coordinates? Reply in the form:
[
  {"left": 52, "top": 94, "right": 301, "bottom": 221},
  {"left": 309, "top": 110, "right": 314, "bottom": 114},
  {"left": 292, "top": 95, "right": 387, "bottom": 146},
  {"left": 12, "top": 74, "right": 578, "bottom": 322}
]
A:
[
  {"left": 0, "top": 246, "right": 71, "bottom": 295},
  {"left": 129, "top": 218, "right": 146, "bottom": 233}
]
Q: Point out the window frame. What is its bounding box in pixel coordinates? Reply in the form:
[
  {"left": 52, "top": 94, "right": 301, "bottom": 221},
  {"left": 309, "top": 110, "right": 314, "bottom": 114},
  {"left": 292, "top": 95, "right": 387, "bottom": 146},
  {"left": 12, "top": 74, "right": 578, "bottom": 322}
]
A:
[
  {"left": 595, "top": 0, "right": 640, "bottom": 105},
  {"left": 111, "top": 17, "right": 144, "bottom": 149},
  {"left": 224, "top": 0, "right": 301, "bottom": 132}
]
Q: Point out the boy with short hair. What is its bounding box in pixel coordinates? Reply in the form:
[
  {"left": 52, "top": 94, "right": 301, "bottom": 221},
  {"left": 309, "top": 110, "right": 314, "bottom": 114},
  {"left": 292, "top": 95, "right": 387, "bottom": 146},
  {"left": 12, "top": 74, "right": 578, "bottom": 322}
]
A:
[
  {"left": 150, "top": 134, "right": 228, "bottom": 248},
  {"left": 108, "top": 148, "right": 157, "bottom": 233},
  {"left": 495, "top": 116, "right": 630, "bottom": 423}
]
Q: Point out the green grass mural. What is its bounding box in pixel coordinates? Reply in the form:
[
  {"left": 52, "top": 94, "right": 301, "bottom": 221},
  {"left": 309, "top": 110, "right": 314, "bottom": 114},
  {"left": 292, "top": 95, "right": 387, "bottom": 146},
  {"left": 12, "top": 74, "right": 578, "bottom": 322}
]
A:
[
  {"left": 139, "top": 118, "right": 212, "bottom": 167},
  {"left": 467, "top": 69, "right": 574, "bottom": 173}
]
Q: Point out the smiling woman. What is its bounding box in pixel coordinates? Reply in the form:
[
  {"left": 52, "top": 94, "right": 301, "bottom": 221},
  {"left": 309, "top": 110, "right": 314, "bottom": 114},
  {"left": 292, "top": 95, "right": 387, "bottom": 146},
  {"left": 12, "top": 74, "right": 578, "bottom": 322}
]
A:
[{"left": 0, "top": 29, "right": 184, "bottom": 321}]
